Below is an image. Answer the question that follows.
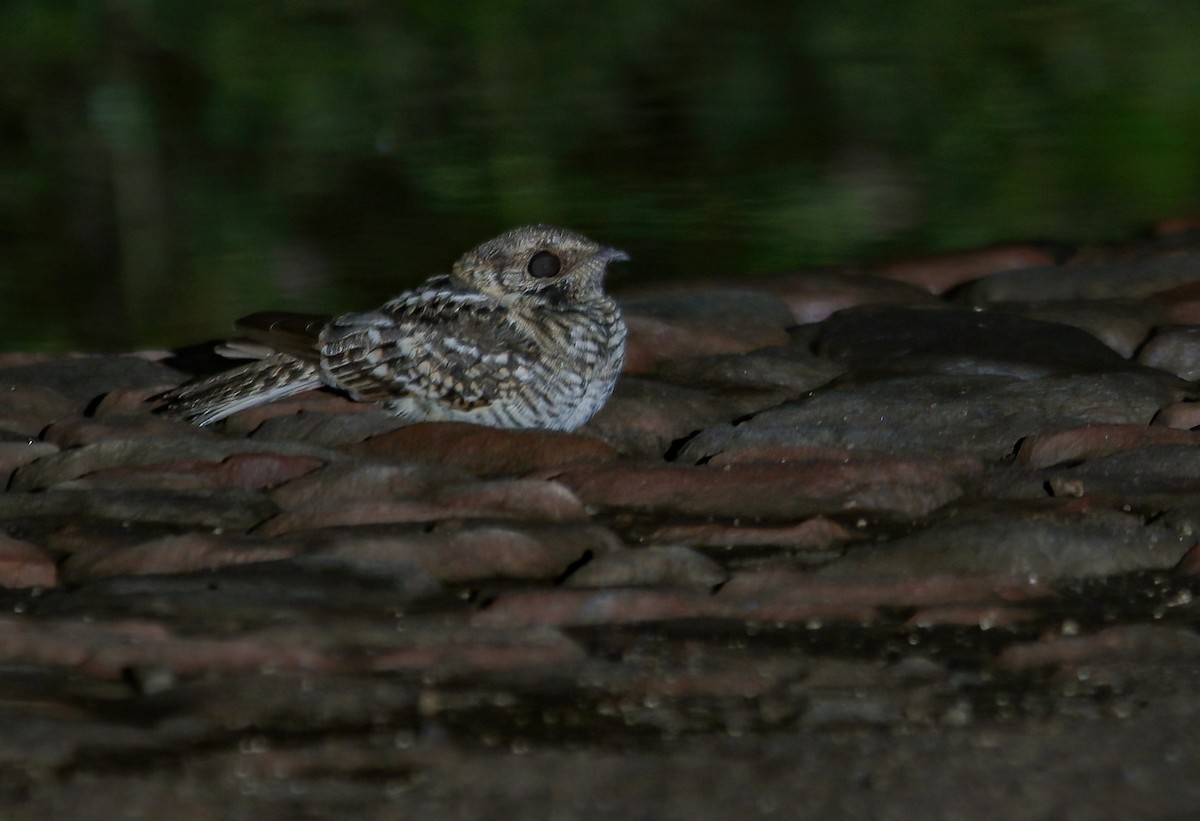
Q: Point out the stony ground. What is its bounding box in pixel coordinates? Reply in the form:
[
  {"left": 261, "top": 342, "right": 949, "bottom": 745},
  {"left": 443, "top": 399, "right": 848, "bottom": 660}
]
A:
[{"left": 5, "top": 220, "right": 1200, "bottom": 819}]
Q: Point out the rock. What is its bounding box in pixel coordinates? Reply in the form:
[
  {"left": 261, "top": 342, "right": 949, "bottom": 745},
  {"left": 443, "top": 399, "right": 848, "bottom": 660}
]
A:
[
  {"left": 873, "top": 244, "right": 1058, "bottom": 294},
  {"left": 0, "top": 534, "right": 57, "bottom": 589},
  {"left": 1015, "top": 424, "right": 1200, "bottom": 468},
  {"left": 473, "top": 588, "right": 731, "bottom": 627},
  {"left": 1138, "top": 326, "right": 1200, "bottom": 380},
  {"left": 549, "top": 460, "right": 961, "bottom": 520},
  {"left": 1153, "top": 401, "right": 1200, "bottom": 429},
  {"left": 983, "top": 300, "right": 1162, "bottom": 358},
  {"left": 270, "top": 461, "right": 473, "bottom": 510},
  {"left": 651, "top": 346, "right": 844, "bottom": 393},
  {"left": 69, "top": 452, "right": 325, "bottom": 491},
  {"left": 1149, "top": 282, "right": 1200, "bottom": 324},
  {"left": 0, "top": 440, "right": 59, "bottom": 485},
  {"left": 753, "top": 271, "right": 939, "bottom": 322},
  {"left": 250, "top": 409, "right": 409, "bottom": 446},
  {"left": 620, "top": 290, "right": 795, "bottom": 373},
  {"left": 10, "top": 437, "right": 342, "bottom": 491},
  {"left": 1044, "top": 444, "right": 1200, "bottom": 510},
  {"left": 958, "top": 250, "right": 1200, "bottom": 302},
  {"left": 60, "top": 533, "right": 300, "bottom": 583},
  {"left": 42, "top": 416, "right": 211, "bottom": 448},
  {"left": 260, "top": 478, "right": 589, "bottom": 535},
  {"left": 647, "top": 517, "right": 860, "bottom": 551},
  {"left": 219, "top": 390, "right": 372, "bottom": 435},
  {"left": 304, "top": 521, "right": 624, "bottom": 582},
  {"left": 818, "top": 511, "right": 1192, "bottom": 580},
  {"left": 0, "top": 355, "right": 184, "bottom": 407},
  {"left": 813, "top": 305, "right": 1141, "bottom": 376},
  {"left": 581, "top": 377, "right": 786, "bottom": 460},
  {"left": 998, "top": 625, "right": 1200, "bottom": 672},
  {"left": 680, "top": 372, "right": 1182, "bottom": 463},
  {"left": 564, "top": 545, "right": 728, "bottom": 589},
  {"left": 347, "top": 422, "right": 618, "bottom": 477},
  {"left": 0, "top": 487, "right": 279, "bottom": 531},
  {"left": 0, "top": 384, "right": 78, "bottom": 435}
]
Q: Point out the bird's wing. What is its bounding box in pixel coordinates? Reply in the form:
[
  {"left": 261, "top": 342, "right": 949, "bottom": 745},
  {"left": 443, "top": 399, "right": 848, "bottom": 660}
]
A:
[{"left": 319, "top": 282, "right": 541, "bottom": 410}]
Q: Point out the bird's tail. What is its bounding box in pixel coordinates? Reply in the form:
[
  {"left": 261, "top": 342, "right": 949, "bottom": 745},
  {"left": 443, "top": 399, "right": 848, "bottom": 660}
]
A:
[{"left": 156, "top": 353, "right": 323, "bottom": 426}]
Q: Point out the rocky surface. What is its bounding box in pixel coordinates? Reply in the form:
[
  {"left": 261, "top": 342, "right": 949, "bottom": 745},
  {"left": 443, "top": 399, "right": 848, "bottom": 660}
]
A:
[{"left": 5, "top": 225, "right": 1200, "bottom": 818}]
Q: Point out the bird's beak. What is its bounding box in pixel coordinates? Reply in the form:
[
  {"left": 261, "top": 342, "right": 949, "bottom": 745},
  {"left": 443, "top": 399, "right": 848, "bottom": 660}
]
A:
[{"left": 597, "top": 246, "right": 630, "bottom": 264}]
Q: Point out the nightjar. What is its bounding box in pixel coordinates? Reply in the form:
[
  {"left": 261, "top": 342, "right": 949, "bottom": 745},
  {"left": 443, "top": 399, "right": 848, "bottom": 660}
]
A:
[{"left": 157, "top": 225, "right": 628, "bottom": 431}]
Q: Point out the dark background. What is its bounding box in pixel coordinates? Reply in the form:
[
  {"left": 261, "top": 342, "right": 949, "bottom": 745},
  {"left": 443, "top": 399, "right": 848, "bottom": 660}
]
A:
[{"left": 2, "top": 0, "right": 1198, "bottom": 350}]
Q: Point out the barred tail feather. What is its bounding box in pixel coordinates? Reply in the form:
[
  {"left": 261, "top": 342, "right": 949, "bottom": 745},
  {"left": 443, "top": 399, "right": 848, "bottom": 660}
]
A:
[{"left": 156, "top": 354, "right": 323, "bottom": 426}]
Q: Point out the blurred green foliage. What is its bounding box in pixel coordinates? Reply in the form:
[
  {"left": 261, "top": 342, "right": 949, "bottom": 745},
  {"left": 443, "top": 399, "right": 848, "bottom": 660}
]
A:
[{"left": 1, "top": 0, "right": 1198, "bottom": 349}]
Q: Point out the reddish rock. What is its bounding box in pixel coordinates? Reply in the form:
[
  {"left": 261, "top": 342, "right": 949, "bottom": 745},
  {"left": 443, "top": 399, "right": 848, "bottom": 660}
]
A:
[
  {"left": 874, "top": 245, "right": 1057, "bottom": 294},
  {"left": 564, "top": 545, "right": 728, "bottom": 589},
  {"left": 1137, "top": 325, "right": 1200, "bottom": 380},
  {"left": 550, "top": 460, "right": 961, "bottom": 520},
  {"left": 312, "top": 522, "right": 623, "bottom": 582},
  {"left": 349, "top": 422, "right": 618, "bottom": 477},
  {"left": 0, "top": 534, "right": 57, "bottom": 589},
  {"left": 43, "top": 415, "right": 207, "bottom": 447},
  {"left": 1152, "top": 401, "right": 1200, "bottom": 430},
  {"left": 623, "top": 314, "right": 789, "bottom": 374},
  {"left": 649, "top": 516, "right": 859, "bottom": 550},
  {"left": 905, "top": 605, "right": 1039, "bottom": 628},
  {"left": 369, "top": 626, "right": 584, "bottom": 673},
  {"left": 60, "top": 533, "right": 299, "bottom": 583},
  {"left": 0, "top": 440, "right": 59, "bottom": 484},
  {"left": 0, "top": 384, "right": 78, "bottom": 435},
  {"left": 77, "top": 452, "right": 324, "bottom": 491},
  {"left": 752, "top": 271, "right": 938, "bottom": 323},
  {"left": 90, "top": 385, "right": 183, "bottom": 418},
  {"left": 1149, "top": 282, "right": 1200, "bottom": 324},
  {"left": 1016, "top": 424, "right": 1200, "bottom": 468},
  {"left": 220, "top": 390, "right": 371, "bottom": 434},
  {"left": 260, "top": 479, "right": 588, "bottom": 535},
  {"left": 1172, "top": 541, "right": 1200, "bottom": 575},
  {"left": 998, "top": 625, "right": 1200, "bottom": 671},
  {"left": 1154, "top": 214, "right": 1200, "bottom": 236},
  {"left": 473, "top": 588, "right": 731, "bottom": 627},
  {"left": 270, "top": 461, "right": 471, "bottom": 509}
]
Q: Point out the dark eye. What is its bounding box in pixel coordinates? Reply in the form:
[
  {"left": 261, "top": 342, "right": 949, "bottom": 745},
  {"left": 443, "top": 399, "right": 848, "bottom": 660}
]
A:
[{"left": 527, "top": 250, "right": 562, "bottom": 278}]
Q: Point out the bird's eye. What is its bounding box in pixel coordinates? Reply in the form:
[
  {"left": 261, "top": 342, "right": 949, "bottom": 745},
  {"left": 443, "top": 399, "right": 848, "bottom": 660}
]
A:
[{"left": 527, "top": 250, "right": 562, "bottom": 278}]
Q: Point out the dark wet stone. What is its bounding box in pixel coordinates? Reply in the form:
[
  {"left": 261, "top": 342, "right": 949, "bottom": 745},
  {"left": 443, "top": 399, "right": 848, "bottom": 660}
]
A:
[
  {"left": 0, "top": 533, "right": 56, "bottom": 589},
  {"left": 551, "top": 460, "right": 961, "bottom": 520},
  {"left": 299, "top": 520, "right": 624, "bottom": 583},
  {"left": 651, "top": 345, "right": 844, "bottom": 393},
  {"left": 999, "top": 625, "right": 1200, "bottom": 672},
  {"left": 582, "top": 377, "right": 787, "bottom": 460},
  {"left": 813, "top": 305, "right": 1141, "bottom": 376},
  {"left": 42, "top": 416, "right": 212, "bottom": 448},
  {"left": 1045, "top": 444, "right": 1200, "bottom": 510},
  {"left": 0, "top": 440, "right": 59, "bottom": 485},
  {"left": 621, "top": 290, "right": 795, "bottom": 373},
  {"left": 0, "top": 487, "right": 279, "bottom": 531},
  {"left": 680, "top": 372, "right": 1182, "bottom": 463},
  {"left": 0, "top": 355, "right": 184, "bottom": 408},
  {"left": 818, "top": 511, "right": 1192, "bottom": 580},
  {"left": 59, "top": 533, "right": 299, "bottom": 584},
  {"left": 1016, "top": 424, "right": 1200, "bottom": 469},
  {"left": 249, "top": 408, "right": 409, "bottom": 446},
  {"left": 10, "top": 437, "right": 342, "bottom": 491},
  {"left": 270, "top": 461, "right": 473, "bottom": 510},
  {"left": 348, "top": 422, "right": 618, "bottom": 477},
  {"left": 984, "top": 299, "right": 1163, "bottom": 358},
  {"left": 874, "top": 244, "right": 1058, "bottom": 294},
  {"left": 1138, "top": 325, "right": 1200, "bottom": 380},
  {"left": 564, "top": 545, "right": 728, "bottom": 589},
  {"left": 959, "top": 249, "right": 1200, "bottom": 302},
  {"left": 753, "top": 271, "right": 939, "bottom": 322},
  {"left": 0, "top": 384, "right": 79, "bottom": 435},
  {"left": 648, "top": 517, "right": 859, "bottom": 551}
]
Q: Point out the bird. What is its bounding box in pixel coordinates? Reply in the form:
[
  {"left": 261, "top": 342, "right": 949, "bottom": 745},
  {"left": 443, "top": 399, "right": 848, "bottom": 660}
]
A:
[{"left": 157, "top": 224, "right": 629, "bottom": 431}]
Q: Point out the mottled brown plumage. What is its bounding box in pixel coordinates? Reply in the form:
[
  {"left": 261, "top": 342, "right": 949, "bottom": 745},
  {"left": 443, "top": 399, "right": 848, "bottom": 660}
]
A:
[{"left": 158, "top": 225, "right": 628, "bottom": 430}]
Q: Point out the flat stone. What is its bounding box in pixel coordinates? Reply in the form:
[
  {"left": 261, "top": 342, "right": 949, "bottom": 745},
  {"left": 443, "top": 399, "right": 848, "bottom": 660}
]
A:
[
  {"left": 1153, "top": 401, "right": 1200, "bottom": 429},
  {"left": 348, "top": 422, "right": 618, "bottom": 477},
  {"left": 304, "top": 521, "right": 624, "bottom": 582},
  {"left": 0, "top": 355, "right": 184, "bottom": 407},
  {"left": 874, "top": 244, "right": 1058, "bottom": 294},
  {"left": 0, "top": 440, "right": 59, "bottom": 485},
  {"left": 581, "top": 377, "right": 786, "bottom": 460},
  {"left": 753, "top": 271, "right": 939, "bottom": 322},
  {"left": 473, "top": 588, "right": 731, "bottom": 627},
  {"left": 220, "top": 390, "right": 373, "bottom": 434},
  {"left": 1016, "top": 424, "right": 1200, "bottom": 468},
  {"left": 959, "top": 250, "right": 1200, "bottom": 302},
  {"left": 260, "top": 478, "right": 588, "bottom": 535},
  {"left": 549, "top": 460, "right": 961, "bottom": 520},
  {"left": 42, "top": 416, "right": 211, "bottom": 448},
  {"left": 10, "top": 437, "right": 342, "bottom": 491},
  {"left": 250, "top": 409, "right": 409, "bottom": 446},
  {"left": 984, "top": 300, "right": 1162, "bottom": 358},
  {"left": 0, "top": 384, "right": 78, "bottom": 435},
  {"left": 1138, "top": 326, "right": 1200, "bottom": 380},
  {"left": 620, "top": 290, "right": 796, "bottom": 373},
  {"left": 648, "top": 517, "right": 860, "bottom": 551},
  {"left": 70, "top": 452, "right": 324, "bottom": 491},
  {"left": 681, "top": 372, "right": 1182, "bottom": 463},
  {"left": 1045, "top": 444, "right": 1200, "bottom": 510},
  {"left": 651, "top": 346, "right": 844, "bottom": 393},
  {"left": 0, "top": 487, "right": 279, "bottom": 531},
  {"left": 270, "top": 461, "right": 473, "bottom": 510},
  {"left": 1149, "top": 282, "right": 1200, "bottom": 324},
  {"left": 60, "top": 533, "right": 300, "bottom": 584},
  {"left": 813, "top": 305, "right": 1141, "bottom": 376},
  {"left": 0, "top": 534, "right": 57, "bottom": 589},
  {"left": 998, "top": 625, "right": 1200, "bottom": 672},
  {"left": 564, "top": 545, "right": 728, "bottom": 589},
  {"left": 818, "top": 511, "right": 1192, "bottom": 580}
]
